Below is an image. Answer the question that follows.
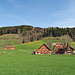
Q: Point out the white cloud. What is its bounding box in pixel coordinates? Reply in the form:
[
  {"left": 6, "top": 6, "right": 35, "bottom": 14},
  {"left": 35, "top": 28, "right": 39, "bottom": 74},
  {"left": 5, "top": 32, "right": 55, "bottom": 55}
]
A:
[
  {"left": 0, "top": 23, "right": 6, "bottom": 27},
  {"left": 10, "top": 14, "right": 32, "bottom": 25},
  {"left": 7, "top": 0, "right": 30, "bottom": 8},
  {"left": 52, "top": 0, "right": 75, "bottom": 28},
  {"left": 0, "top": 13, "right": 32, "bottom": 27},
  {"left": 7, "top": 0, "right": 24, "bottom": 8},
  {"left": 53, "top": 18, "right": 75, "bottom": 28}
]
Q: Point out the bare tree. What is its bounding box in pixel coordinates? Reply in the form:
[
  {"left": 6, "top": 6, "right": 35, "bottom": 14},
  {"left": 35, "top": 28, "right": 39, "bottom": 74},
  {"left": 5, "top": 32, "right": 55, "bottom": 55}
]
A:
[
  {"left": 60, "top": 35, "right": 72, "bottom": 45},
  {"left": 46, "top": 40, "right": 52, "bottom": 49},
  {"left": 33, "top": 32, "right": 37, "bottom": 41}
]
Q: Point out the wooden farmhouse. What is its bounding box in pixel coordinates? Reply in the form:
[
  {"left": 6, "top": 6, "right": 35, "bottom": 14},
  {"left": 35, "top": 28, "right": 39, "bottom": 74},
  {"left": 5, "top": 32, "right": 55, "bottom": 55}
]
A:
[
  {"left": 53, "top": 43, "right": 74, "bottom": 54},
  {"left": 53, "top": 45, "right": 65, "bottom": 54},
  {"left": 64, "top": 44, "right": 74, "bottom": 54},
  {"left": 3, "top": 46, "right": 16, "bottom": 50},
  {"left": 33, "top": 44, "right": 51, "bottom": 54}
]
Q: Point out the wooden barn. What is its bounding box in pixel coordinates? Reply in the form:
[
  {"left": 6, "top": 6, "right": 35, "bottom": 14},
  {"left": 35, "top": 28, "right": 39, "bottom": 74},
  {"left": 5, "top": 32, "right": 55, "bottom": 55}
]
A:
[
  {"left": 53, "top": 45, "right": 65, "bottom": 54},
  {"left": 53, "top": 43, "right": 74, "bottom": 54},
  {"left": 64, "top": 44, "right": 74, "bottom": 54},
  {"left": 33, "top": 44, "right": 51, "bottom": 54},
  {"left": 3, "top": 46, "right": 16, "bottom": 50}
]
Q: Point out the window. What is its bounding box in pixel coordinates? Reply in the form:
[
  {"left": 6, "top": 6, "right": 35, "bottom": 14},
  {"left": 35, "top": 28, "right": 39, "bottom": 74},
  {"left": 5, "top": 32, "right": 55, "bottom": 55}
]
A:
[
  {"left": 45, "top": 48, "right": 47, "bottom": 49},
  {"left": 47, "top": 50, "right": 48, "bottom": 52},
  {"left": 68, "top": 48, "right": 70, "bottom": 50},
  {"left": 42, "top": 48, "right": 44, "bottom": 49},
  {"left": 68, "top": 51, "right": 71, "bottom": 52},
  {"left": 40, "top": 50, "right": 42, "bottom": 52},
  {"left": 43, "top": 50, "right": 45, "bottom": 52}
]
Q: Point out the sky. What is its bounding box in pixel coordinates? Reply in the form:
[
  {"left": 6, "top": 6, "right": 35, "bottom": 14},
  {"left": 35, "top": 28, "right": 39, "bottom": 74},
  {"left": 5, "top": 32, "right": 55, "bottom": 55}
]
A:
[{"left": 0, "top": 0, "right": 75, "bottom": 28}]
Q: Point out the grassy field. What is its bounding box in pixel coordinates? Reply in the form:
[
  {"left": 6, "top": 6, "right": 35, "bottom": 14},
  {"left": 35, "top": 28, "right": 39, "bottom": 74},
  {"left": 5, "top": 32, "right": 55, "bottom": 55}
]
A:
[
  {"left": 15, "top": 37, "right": 75, "bottom": 53},
  {"left": 14, "top": 37, "right": 60, "bottom": 53},
  {"left": 0, "top": 34, "right": 23, "bottom": 47},
  {"left": 0, "top": 50, "right": 75, "bottom": 75},
  {"left": 72, "top": 42, "right": 75, "bottom": 48},
  {"left": 0, "top": 35, "right": 75, "bottom": 75}
]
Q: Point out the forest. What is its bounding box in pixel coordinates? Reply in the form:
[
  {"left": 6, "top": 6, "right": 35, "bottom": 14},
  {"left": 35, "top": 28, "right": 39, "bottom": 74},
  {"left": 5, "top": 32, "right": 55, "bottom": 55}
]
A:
[{"left": 0, "top": 25, "right": 75, "bottom": 42}]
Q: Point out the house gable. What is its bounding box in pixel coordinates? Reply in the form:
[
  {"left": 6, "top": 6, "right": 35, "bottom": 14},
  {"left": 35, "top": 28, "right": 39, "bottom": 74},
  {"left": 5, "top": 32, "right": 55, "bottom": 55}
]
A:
[
  {"left": 53, "top": 46, "right": 58, "bottom": 54},
  {"left": 53, "top": 46, "right": 58, "bottom": 51},
  {"left": 64, "top": 44, "right": 74, "bottom": 54},
  {"left": 35, "top": 44, "right": 51, "bottom": 54},
  {"left": 53, "top": 45, "right": 65, "bottom": 54},
  {"left": 66, "top": 46, "right": 74, "bottom": 54}
]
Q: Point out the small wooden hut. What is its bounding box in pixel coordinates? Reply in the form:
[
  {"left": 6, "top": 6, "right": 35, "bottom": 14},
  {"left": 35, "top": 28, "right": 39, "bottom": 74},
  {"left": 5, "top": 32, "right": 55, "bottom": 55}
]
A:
[{"left": 3, "top": 46, "right": 16, "bottom": 50}]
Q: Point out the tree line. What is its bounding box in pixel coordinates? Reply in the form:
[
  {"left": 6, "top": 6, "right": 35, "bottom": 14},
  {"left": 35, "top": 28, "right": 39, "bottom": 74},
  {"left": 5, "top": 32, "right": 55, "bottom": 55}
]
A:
[{"left": 0, "top": 25, "right": 75, "bottom": 42}]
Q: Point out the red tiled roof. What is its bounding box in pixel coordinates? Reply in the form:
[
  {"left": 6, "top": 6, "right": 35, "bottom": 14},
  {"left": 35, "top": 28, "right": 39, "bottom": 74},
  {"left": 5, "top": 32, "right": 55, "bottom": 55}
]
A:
[{"left": 56, "top": 45, "right": 64, "bottom": 49}]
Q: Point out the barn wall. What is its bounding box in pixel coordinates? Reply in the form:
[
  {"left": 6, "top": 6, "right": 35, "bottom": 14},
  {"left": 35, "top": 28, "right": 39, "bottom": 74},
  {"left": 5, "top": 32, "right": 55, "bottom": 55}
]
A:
[
  {"left": 53, "top": 46, "right": 58, "bottom": 54},
  {"left": 7, "top": 47, "right": 15, "bottom": 50},
  {"left": 66, "top": 47, "right": 73, "bottom": 54},
  {"left": 3, "top": 47, "right": 15, "bottom": 50},
  {"left": 36, "top": 45, "right": 51, "bottom": 54}
]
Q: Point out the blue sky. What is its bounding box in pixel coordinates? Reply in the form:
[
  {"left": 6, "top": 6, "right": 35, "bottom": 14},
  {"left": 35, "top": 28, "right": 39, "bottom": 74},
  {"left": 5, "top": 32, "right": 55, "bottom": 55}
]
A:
[{"left": 0, "top": 0, "right": 75, "bottom": 28}]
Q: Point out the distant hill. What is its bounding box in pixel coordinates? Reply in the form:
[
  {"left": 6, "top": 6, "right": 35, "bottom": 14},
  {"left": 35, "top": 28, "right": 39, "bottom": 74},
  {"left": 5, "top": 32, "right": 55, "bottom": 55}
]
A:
[
  {"left": 0, "top": 34, "right": 23, "bottom": 47},
  {"left": 0, "top": 36, "right": 74, "bottom": 52},
  {"left": 0, "top": 34, "right": 75, "bottom": 50},
  {"left": 0, "top": 25, "right": 75, "bottom": 42}
]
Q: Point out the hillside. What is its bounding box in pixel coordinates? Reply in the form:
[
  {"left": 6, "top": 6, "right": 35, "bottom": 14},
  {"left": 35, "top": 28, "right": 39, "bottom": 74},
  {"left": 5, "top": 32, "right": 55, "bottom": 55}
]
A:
[
  {"left": 14, "top": 37, "right": 75, "bottom": 53},
  {"left": 0, "top": 34, "right": 23, "bottom": 47},
  {"left": 0, "top": 37, "right": 75, "bottom": 75},
  {"left": 0, "top": 35, "right": 75, "bottom": 52},
  {"left": 0, "top": 25, "right": 75, "bottom": 42},
  {"left": 0, "top": 35, "right": 60, "bottom": 49},
  {"left": 0, "top": 34, "right": 75, "bottom": 49},
  {"left": 15, "top": 37, "right": 60, "bottom": 52}
]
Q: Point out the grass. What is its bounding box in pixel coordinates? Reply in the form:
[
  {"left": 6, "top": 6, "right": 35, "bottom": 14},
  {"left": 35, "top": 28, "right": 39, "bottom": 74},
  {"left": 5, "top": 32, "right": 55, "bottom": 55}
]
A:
[
  {"left": 0, "top": 51, "right": 75, "bottom": 75},
  {"left": 0, "top": 34, "right": 23, "bottom": 47},
  {"left": 0, "top": 35, "right": 75, "bottom": 75},
  {"left": 72, "top": 42, "right": 75, "bottom": 48},
  {"left": 14, "top": 37, "right": 60, "bottom": 53},
  {"left": 0, "top": 34, "right": 19, "bottom": 39}
]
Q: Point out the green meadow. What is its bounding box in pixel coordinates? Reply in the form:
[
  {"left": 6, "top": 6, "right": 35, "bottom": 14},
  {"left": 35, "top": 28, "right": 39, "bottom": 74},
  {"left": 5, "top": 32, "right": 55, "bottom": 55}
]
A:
[
  {"left": 15, "top": 37, "right": 60, "bottom": 52},
  {"left": 0, "top": 34, "right": 23, "bottom": 47},
  {"left": 0, "top": 51, "right": 75, "bottom": 75},
  {"left": 0, "top": 35, "right": 75, "bottom": 75}
]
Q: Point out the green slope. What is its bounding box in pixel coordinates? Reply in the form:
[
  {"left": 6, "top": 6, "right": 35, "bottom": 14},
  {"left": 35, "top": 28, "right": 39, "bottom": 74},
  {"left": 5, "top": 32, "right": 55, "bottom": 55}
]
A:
[
  {"left": 14, "top": 37, "right": 60, "bottom": 53},
  {"left": 0, "top": 37, "right": 75, "bottom": 75},
  {"left": 0, "top": 34, "right": 75, "bottom": 51},
  {"left": 0, "top": 34, "right": 23, "bottom": 47},
  {"left": 14, "top": 37, "right": 75, "bottom": 53}
]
